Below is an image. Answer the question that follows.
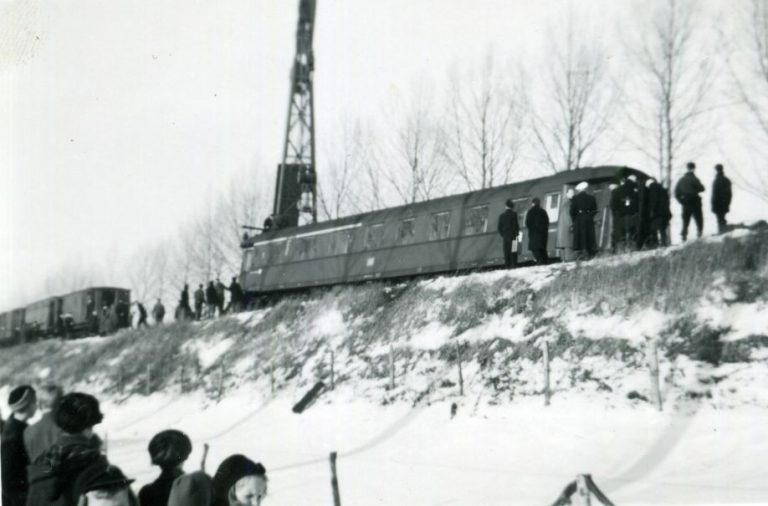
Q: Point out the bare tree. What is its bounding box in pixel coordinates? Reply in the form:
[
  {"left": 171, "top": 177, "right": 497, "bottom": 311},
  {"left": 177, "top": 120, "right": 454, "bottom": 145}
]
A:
[
  {"left": 383, "top": 84, "right": 450, "bottom": 204},
  {"left": 530, "top": 14, "right": 617, "bottom": 173},
  {"left": 623, "top": 0, "right": 715, "bottom": 189},
  {"left": 444, "top": 50, "right": 526, "bottom": 190},
  {"left": 722, "top": 0, "right": 768, "bottom": 200},
  {"left": 42, "top": 262, "right": 97, "bottom": 296}
]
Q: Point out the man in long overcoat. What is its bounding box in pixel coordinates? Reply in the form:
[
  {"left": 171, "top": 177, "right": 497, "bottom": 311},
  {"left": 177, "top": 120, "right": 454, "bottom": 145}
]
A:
[
  {"left": 205, "top": 282, "right": 219, "bottom": 319},
  {"left": 525, "top": 198, "right": 550, "bottom": 265},
  {"left": 711, "top": 163, "right": 732, "bottom": 234},
  {"left": 570, "top": 181, "right": 598, "bottom": 259},
  {"left": 497, "top": 199, "right": 520, "bottom": 268},
  {"left": 646, "top": 178, "right": 671, "bottom": 247},
  {"left": 675, "top": 161, "right": 705, "bottom": 241}
]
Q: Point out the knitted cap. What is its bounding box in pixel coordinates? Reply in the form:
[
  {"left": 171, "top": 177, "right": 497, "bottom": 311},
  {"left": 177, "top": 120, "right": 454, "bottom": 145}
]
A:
[
  {"left": 212, "top": 455, "right": 266, "bottom": 506},
  {"left": 54, "top": 392, "right": 104, "bottom": 433},
  {"left": 148, "top": 429, "right": 192, "bottom": 468},
  {"left": 168, "top": 471, "right": 213, "bottom": 506},
  {"left": 8, "top": 385, "right": 36, "bottom": 413}
]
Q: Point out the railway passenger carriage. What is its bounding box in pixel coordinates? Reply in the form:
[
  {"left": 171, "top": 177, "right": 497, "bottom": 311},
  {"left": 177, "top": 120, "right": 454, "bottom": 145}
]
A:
[{"left": 240, "top": 166, "right": 650, "bottom": 294}]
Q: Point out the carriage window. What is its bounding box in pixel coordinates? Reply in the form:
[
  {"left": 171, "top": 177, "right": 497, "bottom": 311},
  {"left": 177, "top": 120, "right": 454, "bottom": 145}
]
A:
[
  {"left": 334, "top": 230, "right": 352, "bottom": 254},
  {"left": 297, "top": 237, "right": 316, "bottom": 260},
  {"left": 545, "top": 193, "right": 561, "bottom": 223},
  {"left": 397, "top": 218, "right": 416, "bottom": 245},
  {"left": 365, "top": 224, "right": 384, "bottom": 250},
  {"left": 429, "top": 211, "right": 452, "bottom": 240},
  {"left": 464, "top": 205, "right": 489, "bottom": 235}
]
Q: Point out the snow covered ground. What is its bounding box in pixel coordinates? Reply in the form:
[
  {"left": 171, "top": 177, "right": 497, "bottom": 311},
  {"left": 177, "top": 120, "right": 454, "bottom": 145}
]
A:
[
  {"left": 2, "top": 228, "right": 767, "bottom": 505},
  {"left": 96, "top": 389, "right": 768, "bottom": 506}
]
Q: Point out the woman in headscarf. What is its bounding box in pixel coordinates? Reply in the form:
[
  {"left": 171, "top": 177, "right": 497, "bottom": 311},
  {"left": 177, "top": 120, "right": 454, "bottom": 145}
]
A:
[{"left": 211, "top": 455, "right": 267, "bottom": 506}]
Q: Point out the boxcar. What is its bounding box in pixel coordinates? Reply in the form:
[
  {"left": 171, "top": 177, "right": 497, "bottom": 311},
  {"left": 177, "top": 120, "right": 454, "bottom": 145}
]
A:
[
  {"left": 23, "top": 297, "right": 62, "bottom": 339},
  {"left": 60, "top": 287, "right": 131, "bottom": 334},
  {"left": 240, "top": 166, "right": 650, "bottom": 294},
  {"left": 0, "top": 308, "right": 25, "bottom": 345}
]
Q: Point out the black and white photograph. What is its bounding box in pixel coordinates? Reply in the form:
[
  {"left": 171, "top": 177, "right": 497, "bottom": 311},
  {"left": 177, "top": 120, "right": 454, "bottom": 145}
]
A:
[{"left": 2, "top": 0, "right": 768, "bottom": 504}]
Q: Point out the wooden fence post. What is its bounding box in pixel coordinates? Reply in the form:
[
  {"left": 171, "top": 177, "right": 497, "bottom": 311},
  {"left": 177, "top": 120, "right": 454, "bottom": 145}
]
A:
[
  {"left": 270, "top": 361, "right": 275, "bottom": 394},
  {"left": 329, "top": 451, "right": 342, "bottom": 506},
  {"left": 118, "top": 365, "right": 124, "bottom": 395},
  {"left": 389, "top": 345, "right": 395, "bottom": 390},
  {"left": 330, "top": 350, "right": 335, "bottom": 390},
  {"left": 647, "top": 339, "right": 662, "bottom": 412},
  {"left": 179, "top": 361, "right": 185, "bottom": 393},
  {"left": 145, "top": 364, "right": 151, "bottom": 395},
  {"left": 455, "top": 341, "right": 464, "bottom": 396},
  {"left": 543, "top": 340, "right": 551, "bottom": 406}
]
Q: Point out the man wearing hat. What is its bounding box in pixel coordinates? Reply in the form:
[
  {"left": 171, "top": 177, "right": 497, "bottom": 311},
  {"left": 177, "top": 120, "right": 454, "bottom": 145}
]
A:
[
  {"left": 711, "top": 163, "right": 732, "bottom": 234},
  {"left": 497, "top": 199, "right": 521, "bottom": 268},
  {"left": 139, "top": 429, "right": 193, "bottom": 506},
  {"left": 73, "top": 462, "right": 137, "bottom": 506},
  {"left": 1, "top": 385, "right": 37, "bottom": 506},
  {"left": 674, "top": 161, "right": 705, "bottom": 241},
  {"left": 26, "top": 392, "right": 107, "bottom": 506},
  {"left": 24, "top": 384, "right": 64, "bottom": 463},
  {"left": 645, "top": 177, "right": 672, "bottom": 247},
  {"left": 570, "top": 182, "right": 598, "bottom": 259},
  {"left": 525, "top": 198, "right": 550, "bottom": 265}
]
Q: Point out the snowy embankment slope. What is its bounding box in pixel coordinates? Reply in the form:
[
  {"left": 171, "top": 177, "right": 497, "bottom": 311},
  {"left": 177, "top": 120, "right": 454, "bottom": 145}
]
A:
[{"left": 2, "top": 227, "right": 768, "bottom": 505}]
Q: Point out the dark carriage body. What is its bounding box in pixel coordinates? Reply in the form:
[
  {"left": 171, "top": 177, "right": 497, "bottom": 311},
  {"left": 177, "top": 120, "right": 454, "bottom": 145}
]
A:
[
  {"left": 23, "top": 297, "right": 63, "bottom": 339},
  {"left": 240, "top": 166, "right": 649, "bottom": 294},
  {"left": 0, "top": 308, "right": 25, "bottom": 346},
  {"left": 59, "top": 287, "right": 132, "bottom": 335}
]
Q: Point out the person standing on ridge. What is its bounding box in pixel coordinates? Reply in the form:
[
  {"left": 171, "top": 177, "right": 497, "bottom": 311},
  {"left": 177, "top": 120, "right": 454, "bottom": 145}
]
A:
[
  {"left": 136, "top": 302, "right": 149, "bottom": 328},
  {"left": 570, "top": 181, "right": 598, "bottom": 259},
  {"left": 194, "top": 284, "right": 205, "bottom": 321},
  {"left": 711, "top": 163, "right": 732, "bottom": 234},
  {"left": 674, "top": 161, "right": 705, "bottom": 241},
  {"left": 152, "top": 298, "right": 166, "bottom": 325},
  {"left": 525, "top": 198, "right": 550, "bottom": 265},
  {"left": 645, "top": 177, "right": 672, "bottom": 247},
  {"left": 497, "top": 199, "right": 520, "bottom": 268}
]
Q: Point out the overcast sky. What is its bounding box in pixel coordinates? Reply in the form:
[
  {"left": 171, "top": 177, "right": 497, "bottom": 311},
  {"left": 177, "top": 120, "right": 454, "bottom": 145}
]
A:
[{"left": 1, "top": 0, "right": 766, "bottom": 309}]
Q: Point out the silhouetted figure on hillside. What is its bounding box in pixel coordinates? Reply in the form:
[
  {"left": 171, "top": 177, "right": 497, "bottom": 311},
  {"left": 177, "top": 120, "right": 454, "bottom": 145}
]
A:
[
  {"left": 526, "top": 197, "right": 550, "bottom": 265},
  {"left": 180, "top": 284, "right": 191, "bottom": 314},
  {"left": 216, "top": 279, "right": 226, "bottom": 316},
  {"left": 711, "top": 163, "right": 732, "bottom": 234},
  {"left": 675, "top": 161, "right": 705, "bottom": 241},
  {"left": 194, "top": 284, "right": 205, "bottom": 321},
  {"left": 497, "top": 199, "right": 520, "bottom": 268},
  {"left": 645, "top": 178, "right": 671, "bottom": 247},
  {"left": 136, "top": 302, "right": 149, "bottom": 328},
  {"left": 570, "top": 181, "right": 598, "bottom": 260},
  {"left": 205, "top": 282, "right": 219, "bottom": 319},
  {"left": 152, "top": 299, "right": 165, "bottom": 325},
  {"left": 226, "top": 277, "right": 244, "bottom": 313}
]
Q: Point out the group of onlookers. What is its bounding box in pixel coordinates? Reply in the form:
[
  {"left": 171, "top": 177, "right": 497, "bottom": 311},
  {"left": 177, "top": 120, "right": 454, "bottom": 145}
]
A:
[
  {"left": 132, "top": 277, "right": 246, "bottom": 329},
  {"left": 498, "top": 163, "right": 733, "bottom": 266},
  {"left": 1, "top": 385, "right": 268, "bottom": 506}
]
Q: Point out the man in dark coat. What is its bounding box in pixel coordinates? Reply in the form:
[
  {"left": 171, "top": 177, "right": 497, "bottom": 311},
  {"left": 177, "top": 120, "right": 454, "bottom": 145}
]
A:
[
  {"left": 262, "top": 214, "right": 275, "bottom": 233},
  {"left": 194, "top": 284, "right": 205, "bottom": 321},
  {"left": 180, "top": 284, "right": 191, "bottom": 316},
  {"left": 226, "top": 277, "right": 244, "bottom": 313},
  {"left": 525, "top": 198, "right": 550, "bottom": 265},
  {"left": 711, "top": 163, "right": 732, "bottom": 234},
  {"left": 152, "top": 299, "right": 165, "bottom": 325},
  {"left": 496, "top": 199, "right": 520, "bottom": 268},
  {"left": 609, "top": 183, "right": 624, "bottom": 252},
  {"left": 570, "top": 181, "right": 598, "bottom": 259},
  {"left": 26, "top": 392, "right": 106, "bottom": 506},
  {"left": 674, "top": 161, "right": 705, "bottom": 241},
  {"left": 136, "top": 302, "right": 149, "bottom": 328},
  {"left": 24, "top": 385, "right": 63, "bottom": 464},
  {"left": 215, "top": 279, "right": 226, "bottom": 316},
  {"left": 139, "top": 430, "right": 193, "bottom": 506},
  {"left": 645, "top": 178, "right": 672, "bottom": 247},
  {"left": 205, "top": 282, "right": 219, "bottom": 319},
  {"left": 1, "top": 385, "right": 37, "bottom": 506},
  {"left": 612, "top": 173, "right": 640, "bottom": 251}
]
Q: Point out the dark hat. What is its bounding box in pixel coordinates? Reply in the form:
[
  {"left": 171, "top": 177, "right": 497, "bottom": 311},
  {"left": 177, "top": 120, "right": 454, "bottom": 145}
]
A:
[
  {"left": 532, "top": 197, "right": 541, "bottom": 206},
  {"left": 73, "top": 462, "right": 134, "bottom": 498},
  {"left": 54, "top": 392, "right": 103, "bottom": 433},
  {"left": 212, "top": 455, "right": 266, "bottom": 505},
  {"left": 686, "top": 161, "right": 696, "bottom": 170},
  {"left": 715, "top": 163, "right": 724, "bottom": 172},
  {"left": 505, "top": 199, "right": 514, "bottom": 209},
  {"left": 148, "top": 429, "right": 192, "bottom": 468},
  {"left": 8, "top": 385, "right": 36, "bottom": 413}
]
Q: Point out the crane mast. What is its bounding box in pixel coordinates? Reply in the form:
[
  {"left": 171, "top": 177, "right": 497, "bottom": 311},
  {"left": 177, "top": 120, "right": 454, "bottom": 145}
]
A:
[{"left": 273, "top": 0, "right": 318, "bottom": 228}]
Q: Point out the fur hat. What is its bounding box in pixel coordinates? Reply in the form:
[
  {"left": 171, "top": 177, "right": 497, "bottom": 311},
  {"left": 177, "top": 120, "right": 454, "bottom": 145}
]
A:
[
  {"left": 8, "top": 385, "right": 36, "bottom": 413},
  {"left": 576, "top": 181, "right": 589, "bottom": 192},
  {"left": 212, "top": 455, "right": 266, "bottom": 506},
  {"left": 54, "top": 392, "right": 103, "bottom": 433},
  {"left": 686, "top": 161, "right": 696, "bottom": 170},
  {"left": 148, "top": 429, "right": 192, "bottom": 469},
  {"left": 74, "top": 462, "right": 134, "bottom": 498},
  {"left": 715, "top": 163, "right": 724, "bottom": 173},
  {"left": 505, "top": 199, "right": 514, "bottom": 209},
  {"left": 168, "top": 471, "right": 212, "bottom": 506}
]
